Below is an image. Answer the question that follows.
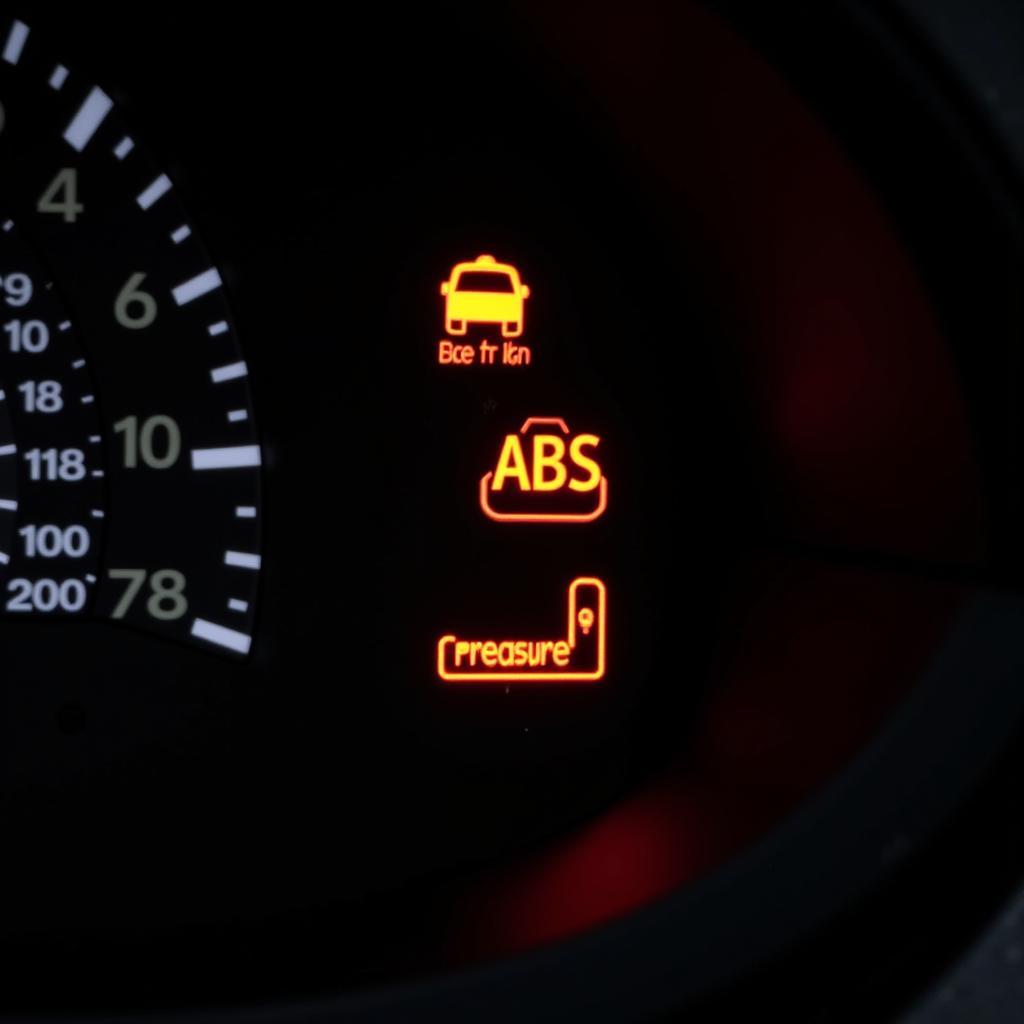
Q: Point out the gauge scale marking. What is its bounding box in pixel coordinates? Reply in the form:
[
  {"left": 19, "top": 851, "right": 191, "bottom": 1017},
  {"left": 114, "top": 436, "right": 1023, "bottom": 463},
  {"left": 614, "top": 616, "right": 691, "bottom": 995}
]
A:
[{"left": 0, "top": 18, "right": 261, "bottom": 655}]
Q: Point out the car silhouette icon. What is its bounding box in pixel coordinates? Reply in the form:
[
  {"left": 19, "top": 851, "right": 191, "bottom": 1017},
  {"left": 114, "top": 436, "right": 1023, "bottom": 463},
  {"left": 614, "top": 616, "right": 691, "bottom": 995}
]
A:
[{"left": 440, "top": 254, "right": 530, "bottom": 339}]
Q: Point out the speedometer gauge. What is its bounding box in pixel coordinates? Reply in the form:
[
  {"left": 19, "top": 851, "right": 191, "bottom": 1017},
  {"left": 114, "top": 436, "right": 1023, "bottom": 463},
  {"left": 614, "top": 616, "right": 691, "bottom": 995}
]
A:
[{"left": 0, "top": 18, "right": 260, "bottom": 652}]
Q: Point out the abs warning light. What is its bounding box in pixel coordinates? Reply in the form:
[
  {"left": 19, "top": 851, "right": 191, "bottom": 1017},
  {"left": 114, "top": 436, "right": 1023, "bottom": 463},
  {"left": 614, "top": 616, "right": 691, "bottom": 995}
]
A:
[
  {"left": 480, "top": 417, "right": 608, "bottom": 523},
  {"left": 437, "top": 577, "right": 606, "bottom": 683}
]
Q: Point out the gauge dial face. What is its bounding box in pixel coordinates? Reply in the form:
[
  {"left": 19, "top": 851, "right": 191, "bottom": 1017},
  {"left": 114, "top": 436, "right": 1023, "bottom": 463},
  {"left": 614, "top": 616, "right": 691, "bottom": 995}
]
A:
[{"left": 0, "top": 21, "right": 261, "bottom": 653}]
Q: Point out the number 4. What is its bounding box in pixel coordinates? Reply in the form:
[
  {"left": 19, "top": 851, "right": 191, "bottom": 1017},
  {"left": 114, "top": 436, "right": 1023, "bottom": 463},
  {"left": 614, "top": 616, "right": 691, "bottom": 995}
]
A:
[{"left": 37, "top": 168, "right": 84, "bottom": 223}]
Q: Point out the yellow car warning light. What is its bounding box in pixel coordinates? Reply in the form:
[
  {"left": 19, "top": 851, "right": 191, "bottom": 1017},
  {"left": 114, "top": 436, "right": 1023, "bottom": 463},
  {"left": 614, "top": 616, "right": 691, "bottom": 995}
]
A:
[{"left": 440, "top": 254, "right": 530, "bottom": 339}]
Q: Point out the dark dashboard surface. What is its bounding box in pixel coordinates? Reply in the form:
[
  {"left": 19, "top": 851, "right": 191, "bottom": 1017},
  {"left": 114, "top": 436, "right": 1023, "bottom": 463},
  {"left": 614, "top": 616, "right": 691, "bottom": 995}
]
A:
[{"left": 2, "top": 3, "right": 1024, "bottom": 1021}]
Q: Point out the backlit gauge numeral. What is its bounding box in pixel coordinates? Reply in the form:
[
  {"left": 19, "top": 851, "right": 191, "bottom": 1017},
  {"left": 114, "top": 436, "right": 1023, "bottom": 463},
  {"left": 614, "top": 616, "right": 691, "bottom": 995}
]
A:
[
  {"left": 108, "top": 568, "right": 187, "bottom": 621},
  {"left": 0, "top": 273, "right": 32, "bottom": 306},
  {"left": 18, "top": 380, "right": 63, "bottom": 413},
  {"left": 23, "top": 447, "right": 86, "bottom": 481},
  {"left": 113, "top": 415, "right": 181, "bottom": 469},
  {"left": 36, "top": 168, "right": 83, "bottom": 222},
  {"left": 6, "top": 577, "right": 87, "bottom": 613},
  {"left": 113, "top": 273, "right": 157, "bottom": 330},
  {"left": 4, "top": 318, "right": 48, "bottom": 352},
  {"left": 18, "top": 523, "right": 90, "bottom": 558}
]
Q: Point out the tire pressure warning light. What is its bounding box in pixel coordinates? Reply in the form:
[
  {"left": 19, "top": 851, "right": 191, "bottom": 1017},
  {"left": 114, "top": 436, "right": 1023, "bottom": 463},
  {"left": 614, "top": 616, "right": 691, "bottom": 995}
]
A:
[
  {"left": 480, "top": 418, "right": 608, "bottom": 523},
  {"left": 437, "top": 578, "right": 606, "bottom": 683}
]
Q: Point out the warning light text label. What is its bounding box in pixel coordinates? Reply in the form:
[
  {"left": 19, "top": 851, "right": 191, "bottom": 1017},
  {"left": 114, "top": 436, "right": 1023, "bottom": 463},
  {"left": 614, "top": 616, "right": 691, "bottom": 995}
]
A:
[{"left": 437, "top": 339, "right": 532, "bottom": 367}]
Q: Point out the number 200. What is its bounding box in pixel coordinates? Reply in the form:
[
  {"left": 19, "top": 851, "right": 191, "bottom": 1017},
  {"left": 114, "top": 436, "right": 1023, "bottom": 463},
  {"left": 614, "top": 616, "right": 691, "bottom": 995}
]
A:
[{"left": 6, "top": 578, "right": 87, "bottom": 613}]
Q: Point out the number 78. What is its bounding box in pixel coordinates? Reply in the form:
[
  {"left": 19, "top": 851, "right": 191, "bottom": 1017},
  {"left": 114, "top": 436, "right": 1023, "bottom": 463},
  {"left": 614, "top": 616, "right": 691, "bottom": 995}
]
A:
[{"left": 108, "top": 569, "right": 187, "bottom": 620}]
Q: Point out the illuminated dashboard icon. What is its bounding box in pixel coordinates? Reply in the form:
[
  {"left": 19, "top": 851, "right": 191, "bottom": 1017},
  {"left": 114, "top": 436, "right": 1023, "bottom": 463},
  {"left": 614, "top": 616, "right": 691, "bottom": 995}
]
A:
[
  {"left": 480, "top": 417, "right": 608, "bottom": 523},
  {"left": 440, "top": 254, "right": 530, "bottom": 339},
  {"left": 437, "top": 577, "right": 606, "bottom": 683}
]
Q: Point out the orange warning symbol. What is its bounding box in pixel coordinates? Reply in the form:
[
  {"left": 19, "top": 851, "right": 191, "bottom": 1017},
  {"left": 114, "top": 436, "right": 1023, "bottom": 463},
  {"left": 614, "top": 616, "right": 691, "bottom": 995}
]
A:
[
  {"left": 480, "top": 417, "right": 608, "bottom": 523},
  {"left": 440, "top": 255, "right": 530, "bottom": 339},
  {"left": 437, "top": 577, "right": 606, "bottom": 683}
]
